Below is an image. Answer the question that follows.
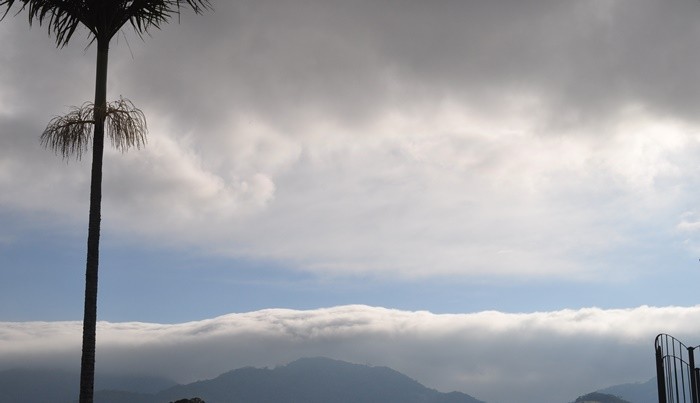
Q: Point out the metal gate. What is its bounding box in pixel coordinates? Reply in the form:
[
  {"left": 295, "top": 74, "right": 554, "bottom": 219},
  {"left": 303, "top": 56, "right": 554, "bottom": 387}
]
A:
[{"left": 656, "top": 334, "right": 700, "bottom": 403}]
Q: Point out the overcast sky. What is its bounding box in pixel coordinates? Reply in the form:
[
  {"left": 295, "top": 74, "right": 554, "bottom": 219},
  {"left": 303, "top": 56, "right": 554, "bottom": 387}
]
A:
[{"left": 3, "top": 0, "right": 700, "bottom": 401}]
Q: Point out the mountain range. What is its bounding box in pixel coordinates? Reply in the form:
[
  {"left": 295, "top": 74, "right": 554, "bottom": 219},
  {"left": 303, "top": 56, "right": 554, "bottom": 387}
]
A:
[
  {"left": 0, "top": 357, "right": 484, "bottom": 403},
  {"left": 0, "top": 357, "right": 658, "bottom": 403}
]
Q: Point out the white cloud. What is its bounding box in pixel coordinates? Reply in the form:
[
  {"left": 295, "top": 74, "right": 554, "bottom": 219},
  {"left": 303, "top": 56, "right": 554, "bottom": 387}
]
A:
[
  {"left": 110, "top": 101, "right": 700, "bottom": 279},
  {"left": 0, "top": 305, "right": 693, "bottom": 403},
  {"left": 103, "top": 132, "right": 277, "bottom": 230},
  {"left": 3, "top": 90, "right": 699, "bottom": 280}
]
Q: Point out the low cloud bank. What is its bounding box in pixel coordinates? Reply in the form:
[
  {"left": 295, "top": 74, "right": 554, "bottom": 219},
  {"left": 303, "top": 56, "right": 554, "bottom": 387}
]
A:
[{"left": 1, "top": 305, "right": 695, "bottom": 402}]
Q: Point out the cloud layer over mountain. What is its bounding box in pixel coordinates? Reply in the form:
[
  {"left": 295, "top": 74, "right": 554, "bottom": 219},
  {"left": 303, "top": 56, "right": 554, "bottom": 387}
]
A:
[{"left": 1, "top": 305, "right": 694, "bottom": 403}]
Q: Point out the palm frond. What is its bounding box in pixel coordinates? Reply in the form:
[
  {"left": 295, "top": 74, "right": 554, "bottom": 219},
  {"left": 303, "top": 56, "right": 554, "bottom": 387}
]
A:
[
  {"left": 117, "top": 0, "right": 211, "bottom": 41},
  {"left": 41, "top": 101, "right": 94, "bottom": 160},
  {"left": 0, "top": 0, "right": 87, "bottom": 47},
  {"left": 105, "top": 97, "right": 147, "bottom": 153},
  {"left": 41, "top": 97, "right": 148, "bottom": 160},
  {"left": 2, "top": 0, "right": 211, "bottom": 46},
  {"left": 0, "top": 0, "right": 18, "bottom": 19}
]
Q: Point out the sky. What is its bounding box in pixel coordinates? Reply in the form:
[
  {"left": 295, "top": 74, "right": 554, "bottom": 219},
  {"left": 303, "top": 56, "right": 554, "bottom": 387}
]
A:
[{"left": 3, "top": 0, "right": 700, "bottom": 401}]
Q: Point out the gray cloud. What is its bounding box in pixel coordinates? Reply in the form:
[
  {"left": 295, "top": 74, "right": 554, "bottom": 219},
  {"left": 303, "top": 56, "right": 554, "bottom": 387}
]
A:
[
  {"left": 3, "top": 0, "right": 700, "bottom": 279},
  {"left": 1, "top": 305, "right": 694, "bottom": 403},
  {"left": 6, "top": 0, "right": 700, "bottom": 132},
  {"left": 109, "top": 0, "right": 700, "bottom": 129}
]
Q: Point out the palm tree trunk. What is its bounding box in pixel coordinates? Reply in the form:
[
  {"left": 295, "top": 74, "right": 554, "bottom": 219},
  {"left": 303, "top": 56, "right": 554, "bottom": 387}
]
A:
[{"left": 79, "top": 37, "right": 109, "bottom": 403}]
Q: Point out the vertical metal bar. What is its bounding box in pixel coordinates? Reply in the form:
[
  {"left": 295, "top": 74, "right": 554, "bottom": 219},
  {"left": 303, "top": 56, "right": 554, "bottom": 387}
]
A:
[
  {"left": 668, "top": 335, "right": 674, "bottom": 402},
  {"left": 658, "top": 343, "right": 668, "bottom": 403},
  {"left": 689, "top": 347, "right": 697, "bottom": 403},
  {"left": 672, "top": 337, "right": 681, "bottom": 402},
  {"left": 688, "top": 361, "right": 693, "bottom": 403}
]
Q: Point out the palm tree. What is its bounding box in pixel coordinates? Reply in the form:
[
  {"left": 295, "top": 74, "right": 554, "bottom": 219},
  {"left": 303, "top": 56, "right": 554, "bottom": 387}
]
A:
[{"left": 0, "top": 1, "right": 210, "bottom": 402}]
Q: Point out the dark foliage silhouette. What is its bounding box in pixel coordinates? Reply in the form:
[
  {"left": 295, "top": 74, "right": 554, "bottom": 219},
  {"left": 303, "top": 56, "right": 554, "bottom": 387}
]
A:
[
  {"left": 0, "top": 1, "right": 210, "bottom": 402},
  {"left": 572, "top": 392, "right": 631, "bottom": 403}
]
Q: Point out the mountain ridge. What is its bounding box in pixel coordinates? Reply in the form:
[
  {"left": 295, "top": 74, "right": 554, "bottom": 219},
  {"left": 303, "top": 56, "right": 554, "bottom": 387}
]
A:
[
  {"left": 155, "top": 357, "right": 485, "bottom": 403},
  {"left": 0, "top": 357, "right": 484, "bottom": 403},
  {"left": 0, "top": 358, "right": 660, "bottom": 403}
]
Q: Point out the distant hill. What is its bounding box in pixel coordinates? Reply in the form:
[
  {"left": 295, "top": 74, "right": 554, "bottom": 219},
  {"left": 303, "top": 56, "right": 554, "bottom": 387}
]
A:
[{"left": 0, "top": 358, "right": 484, "bottom": 403}]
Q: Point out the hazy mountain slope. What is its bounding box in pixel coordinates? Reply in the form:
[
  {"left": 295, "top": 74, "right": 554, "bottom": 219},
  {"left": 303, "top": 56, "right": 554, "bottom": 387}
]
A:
[
  {"left": 0, "top": 368, "right": 77, "bottom": 403},
  {"left": 0, "top": 358, "right": 483, "bottom": 403},
  {"left": 94, "top": 390, "right": 155, "bottom": 403},
  {"left": 95, "top": 374, "right": 177, "bottom": 394},
  {"left": 157, "top": 357, "right": 485, "bottom": 403},
  {"left": 0, "top": 368, "right": 176, "bottom": 403},
  {"left": 598, "top": 378, "right": 657, "bottom": 403}
]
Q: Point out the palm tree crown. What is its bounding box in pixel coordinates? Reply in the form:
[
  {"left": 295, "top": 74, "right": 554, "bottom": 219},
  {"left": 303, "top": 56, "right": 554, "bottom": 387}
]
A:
[{"left": 1, "top": 0, "right": 210, "bottom": 45}]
